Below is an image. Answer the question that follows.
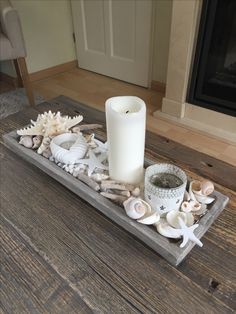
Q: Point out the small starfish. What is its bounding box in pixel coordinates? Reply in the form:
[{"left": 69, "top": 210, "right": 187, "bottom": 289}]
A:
[
  {"left": 160, "top": 205, "right": 166, "bottom": 211},
  {"left": 78, "top": 149, "right": 108, "bottom": 176},
  {"left": 93, "top": 139, "right": 108, "bottom": 154},
  {"left": 178, "top": 217, "right": 203, "bottom": 248}
]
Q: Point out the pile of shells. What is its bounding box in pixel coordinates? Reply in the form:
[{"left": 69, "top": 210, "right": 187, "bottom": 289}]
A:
[{"left": 121, "top": 178, "right": 215, "bottom": 248}]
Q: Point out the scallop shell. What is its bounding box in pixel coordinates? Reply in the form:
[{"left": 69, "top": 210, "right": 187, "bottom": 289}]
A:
[
  {"left": 137, "top": 211, "right": 160, "bottom": 225},
  {"left": 50, "top": 133, "right": 87, "bottom": 164},
  {"left": 19, "top": 135, "right": 33, "bottom": 148},
  {"left": 201, "top": 180, "right": 214, "bottom": 196},
  {"left": 123, "top": 197, "right": 151, "bottom": 219},
  {"left": 156, "top": 219, "right": 182, "bottom": 239}
]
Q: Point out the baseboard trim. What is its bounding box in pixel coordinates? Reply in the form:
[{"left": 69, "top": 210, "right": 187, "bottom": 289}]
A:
[
  {"left": 0, "top": 60, "right": 78, "bottom": 85},
  {"left": 151, "top": 80, "right": 166, "bottom": 93},
  {"left": 0, "top": 72, "right": 18, "bottom": 87},
  {"left": 29, "top": 60, "right": 77, "bottom": 82},
  {"left": 153, "top": 109, "right": 236, "bottom": 145}
]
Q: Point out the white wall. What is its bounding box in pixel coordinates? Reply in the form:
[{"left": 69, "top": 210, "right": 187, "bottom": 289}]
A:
[
  {"left": 0, "top": 0, "right": 172, "bottom": 85},
  {"left": 0, "top": 0, "right": 76, "bottom": 76},
  {"left": 152, "top": 0, "right": 173, "bottom": 83}
]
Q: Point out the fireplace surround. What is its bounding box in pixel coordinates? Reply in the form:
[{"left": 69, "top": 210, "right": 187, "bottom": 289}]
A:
[
  {"left": 188, "top": 0, "right": 236, "bottom": 117},
  {"left": 154, "top": 0, "right": 236, "bottom": 142}
]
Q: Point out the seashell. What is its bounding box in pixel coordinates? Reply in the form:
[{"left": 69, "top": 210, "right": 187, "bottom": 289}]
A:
[
  {"left": 166, "top": 210, "right": 187, "bottom": 228},
  {"left": 156, "top": 219, "right": 182, "bottom": 239},
  {"left": 50, "top": 133, "right": 87, "bottom": 164},
  {"left": 19, "top": 135, "right": 33, "bottom": 148},
  {"left": 191, "top": 180, "right": 202, "bottom": 195},
  {"left": 193, "top": 204, "right": 208, "bottom": 216},
  {"left": 189, "top": 200, "right": 201, "bottom": 212},
  {"left": 201, "top": 180, "right": 214, "bottom": 196},
  {"left": 90, "top": 173, "right": 109, "bottom": 182},
  {"left": 137, "top": 211, "right": 160, "bottom": 225},
  {"left": 194, "top": 194, "right": 215, "bottom": 205},
  {"left": 185, "top": 212, "right": 194, "bottom": 226},
  {"left": 166, "top": 210, "right": 194, "bottom": 228},
  {"left": 42, "top": 147, "right": 52, "bottom": 159},
  {"left": 132, "top": 187, "right": 141, "bottom": 197},
  {"left": 181, "top": 201, "right": 192, "bottom": 213},
  {"left": 17, "top": 111, "right": 83, "bottom": 154},
  {"left": 123, "top": 197, "right": 151, "bottom": 219},
  {"left": 32, "top": 135, "right": 43, "bottom": 149}
]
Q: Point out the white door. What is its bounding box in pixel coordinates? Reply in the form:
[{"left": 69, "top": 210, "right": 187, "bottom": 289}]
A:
[{"left": 71, "top": 0, "right": 152, "bottom": 87}]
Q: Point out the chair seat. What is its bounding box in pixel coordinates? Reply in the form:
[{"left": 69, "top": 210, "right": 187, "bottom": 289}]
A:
[{"left": 0, "top": 31, "right": 25, "bottom": 60}]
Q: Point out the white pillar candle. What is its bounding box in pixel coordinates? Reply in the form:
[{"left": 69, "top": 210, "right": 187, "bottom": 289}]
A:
[{"left": 105, "top": 96, "right": 146, "bottom": 184}]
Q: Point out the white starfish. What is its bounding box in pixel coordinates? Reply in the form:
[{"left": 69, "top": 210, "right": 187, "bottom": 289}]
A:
[
  {"left": 178, "top": 217, "right": 203, "bottom": 248},
  {"left": 93, "top": 139, "right": 108, "bottom": 154},
  {"left": 78, "top": 149, "right": 108, "bottom": 176}
]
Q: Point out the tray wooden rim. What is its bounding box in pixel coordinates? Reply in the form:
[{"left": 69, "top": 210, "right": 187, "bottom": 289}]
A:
[{"left": 3, "top": 130, "right": 229, "bottom": 266}]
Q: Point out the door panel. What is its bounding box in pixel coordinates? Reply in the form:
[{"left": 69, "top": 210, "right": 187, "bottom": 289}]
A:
[
  {"left": 82, "top": 0, "right": 106, "bottom": 53},
  {"left": 71, "top": 0, "right": 152, "bottom": 87}
]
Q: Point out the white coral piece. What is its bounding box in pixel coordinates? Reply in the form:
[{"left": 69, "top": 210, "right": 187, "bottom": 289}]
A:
[{"left": 17, "top": 111, "right": 83, "bottom": 137}]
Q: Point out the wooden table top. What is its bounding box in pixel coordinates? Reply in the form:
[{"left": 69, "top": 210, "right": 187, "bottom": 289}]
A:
[{"left": 1, "top": 96, "right": 235, "bottom": 313}]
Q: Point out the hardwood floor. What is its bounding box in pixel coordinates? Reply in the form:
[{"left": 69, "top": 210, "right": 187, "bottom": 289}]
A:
[{"left": 1, "top": 67, "right": 235, "bottom": 166}]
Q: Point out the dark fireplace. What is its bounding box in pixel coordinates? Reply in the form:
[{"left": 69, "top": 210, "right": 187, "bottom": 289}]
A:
[{"left": 188, "top": 0, "right": 236, "bottom": 117}]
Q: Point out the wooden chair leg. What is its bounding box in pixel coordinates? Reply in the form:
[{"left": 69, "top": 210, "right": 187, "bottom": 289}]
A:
[
  {"left": 13, "top": 59, "right": 23, "bottom": 87},
  {"left": 16, "top": 57, "right": 35, "bottom": 106}
]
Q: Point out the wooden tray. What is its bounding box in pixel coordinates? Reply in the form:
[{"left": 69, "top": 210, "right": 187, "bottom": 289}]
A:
[{"left": 3, "top": 130, "right": 229, "bottom": 266}]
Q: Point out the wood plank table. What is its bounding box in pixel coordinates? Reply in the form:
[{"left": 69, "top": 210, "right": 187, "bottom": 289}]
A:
[{"left": 1, "top": 95, "right": 236, "bottom": 313}]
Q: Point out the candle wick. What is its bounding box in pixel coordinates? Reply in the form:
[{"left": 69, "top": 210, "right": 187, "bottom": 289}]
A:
[{"left": 126, "top": 110, "right": 129, "bottom": 114}]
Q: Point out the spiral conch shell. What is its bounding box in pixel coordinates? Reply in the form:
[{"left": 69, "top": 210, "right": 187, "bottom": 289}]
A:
[
  {"left": 123, "top": 197, "right": 160, "bottom": 225},
  {"left": 123, "top": 197, "right": 150, "bottom": 219},
  {"left": 50, "top": 133, "right": 87, "bottom": 164},
  {"left": 189, "top": 180, "right": 215, "bottom": 205}
]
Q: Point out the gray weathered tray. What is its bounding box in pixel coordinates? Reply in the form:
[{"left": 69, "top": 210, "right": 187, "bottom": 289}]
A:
[{"left": 3, "top": 130, "right": 229, "bottom": 266}]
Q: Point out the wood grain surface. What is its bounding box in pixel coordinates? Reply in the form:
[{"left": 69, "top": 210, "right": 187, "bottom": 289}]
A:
[
  {"left": 2, "top": 130, "right": 229, "bottom": 266},
  {"left": 1, "top": 95, "right": 236, "bottom": 313}
]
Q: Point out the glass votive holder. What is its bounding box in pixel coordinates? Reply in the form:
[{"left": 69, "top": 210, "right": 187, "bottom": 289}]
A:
[{"left": 144, "top": 163, "right": 187, "bottom": 216}]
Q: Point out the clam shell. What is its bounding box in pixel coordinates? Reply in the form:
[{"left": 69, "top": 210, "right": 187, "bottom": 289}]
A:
[
  {"left": 201, "top": 180, "right": 214, "bottom": 196},
  {"left": 156, "top": 219, "right": 182, "bottom": 239},
  {"left": 19, "top": 135, "right": 33, "bottom": 148},
  {"left": 123, "top": 197, "right": 151, "bottom": 219},
  {"left": 137, "top": 211, "right": 160, "bottom": 225},
  {"left": 166, "top": 210, "right": 187, "bottom": 229},
  {"left": 50, "top": 133, "right": 87, "bottom": 164}
]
